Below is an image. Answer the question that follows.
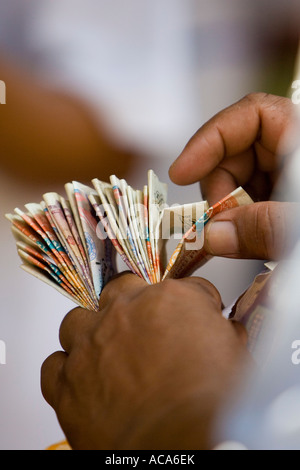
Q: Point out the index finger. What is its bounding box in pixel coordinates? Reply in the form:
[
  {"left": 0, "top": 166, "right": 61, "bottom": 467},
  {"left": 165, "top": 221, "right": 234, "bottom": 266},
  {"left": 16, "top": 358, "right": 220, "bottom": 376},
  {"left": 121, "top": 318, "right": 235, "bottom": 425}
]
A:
[
  {"left": 169, "top": 93, "right": 294, "bottom": 190},
  {"left": 56, "top": 273, "right": 147, "bottom": 355},
  {"left": 41, "top": 351, "right": 67, "bottom": 408}
]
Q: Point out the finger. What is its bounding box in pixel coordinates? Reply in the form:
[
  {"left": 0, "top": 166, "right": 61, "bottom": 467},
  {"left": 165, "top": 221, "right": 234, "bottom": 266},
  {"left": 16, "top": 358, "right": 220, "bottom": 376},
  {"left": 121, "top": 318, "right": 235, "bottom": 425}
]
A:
[
  {"left": 200, "top": 159, "right": 274, "bottom": 206},
  {"left": 169, "top": 93, "right": 293, "bottom": 186},
  {"left": 200, "top": 148, "right": 255, "bottom": 205},
  {"left": 59, "top": 274, "right": 147, "bottom": 353},
  {"left": 59, "top": 307, "right": 98, "bottom": 353},
  {"left": 98, "top": 272, "right": 147, "bottom": 310},
  {"left": 204, "top": 201, "right": 298, "bottom": 260},
  {"left": 41, "top": 351, "right": 67, "bottom": 408}
]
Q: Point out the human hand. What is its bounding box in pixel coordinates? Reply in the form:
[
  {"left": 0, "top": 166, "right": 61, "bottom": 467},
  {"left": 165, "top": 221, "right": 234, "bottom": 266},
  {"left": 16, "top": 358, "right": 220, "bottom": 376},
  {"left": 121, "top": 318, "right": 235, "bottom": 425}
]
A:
[
  {"left": 169, "top": 93, "right": 298, "bottom": 260},
  {"left": 41, "top": 274, "right": 251, "bottom": 450}
]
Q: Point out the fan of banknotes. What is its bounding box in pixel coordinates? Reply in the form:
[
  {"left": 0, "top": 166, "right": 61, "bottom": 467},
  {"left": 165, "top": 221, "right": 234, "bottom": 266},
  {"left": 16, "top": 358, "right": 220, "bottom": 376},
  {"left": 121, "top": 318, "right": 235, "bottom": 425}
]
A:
[{"left": 5, "top": 170, "right": 253, "bottom": 311}]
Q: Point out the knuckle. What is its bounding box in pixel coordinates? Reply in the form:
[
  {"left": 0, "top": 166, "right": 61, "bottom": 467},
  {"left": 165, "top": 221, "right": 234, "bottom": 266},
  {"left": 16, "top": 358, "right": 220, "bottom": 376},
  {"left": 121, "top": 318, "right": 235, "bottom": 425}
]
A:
[
  {"left": 107, "top": 295, "right": 131, "bottom": 318},
  {"left": 193, "top": 277, "right": 222, "bottom": 305},
  {"left": 59, "top": 307, "right": 82, "bottom": 342},
  {"left": 244, "top": 92, "right": 291, "bottom": 113},
  {"left": 153, "top": 280, "right": 186, "bottom": 307},
  {"left": 176, "top": 277, "right": 222, "bottom": 310},
  {"left": 256, "top": 202, "right": 285, "bottom": 258},
  {"left": 244, "top": 92, "right": 270, "bottom": 104},
  {"left": 130, "top": 280, "right": 177, "bottom": 317},
  {"left": 159, "top": 278, "right": 178, "bottom": 293}
]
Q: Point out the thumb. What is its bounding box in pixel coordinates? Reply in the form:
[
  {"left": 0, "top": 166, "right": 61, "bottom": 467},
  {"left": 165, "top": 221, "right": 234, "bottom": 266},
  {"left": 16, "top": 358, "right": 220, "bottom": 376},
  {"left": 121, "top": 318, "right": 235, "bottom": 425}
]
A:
[{"left": 204, "top": 201, "right": 298, "bottom": 260}]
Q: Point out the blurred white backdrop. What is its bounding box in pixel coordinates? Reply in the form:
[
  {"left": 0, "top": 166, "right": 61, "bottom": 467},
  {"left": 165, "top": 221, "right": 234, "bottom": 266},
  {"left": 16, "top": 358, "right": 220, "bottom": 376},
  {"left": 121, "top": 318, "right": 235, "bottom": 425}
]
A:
[{"left": 0, "top": 0, "right": 297, "bottom": 449}]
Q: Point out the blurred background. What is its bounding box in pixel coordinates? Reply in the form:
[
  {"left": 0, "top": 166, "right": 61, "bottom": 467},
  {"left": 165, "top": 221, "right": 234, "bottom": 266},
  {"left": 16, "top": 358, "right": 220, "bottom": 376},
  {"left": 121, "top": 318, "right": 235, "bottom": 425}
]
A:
[{"left": 0, "top": 0, "right": 299, "bottom": 449}]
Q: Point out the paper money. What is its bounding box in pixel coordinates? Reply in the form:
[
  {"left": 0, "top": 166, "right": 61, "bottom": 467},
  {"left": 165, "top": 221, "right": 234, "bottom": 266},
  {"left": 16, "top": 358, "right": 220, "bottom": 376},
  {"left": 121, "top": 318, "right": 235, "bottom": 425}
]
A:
[
  {"left": 6, "top": 172, "right": 253, "bottom": 311},
  {"left": 162, "top": 187, "right": 254, "bottom": 280}
]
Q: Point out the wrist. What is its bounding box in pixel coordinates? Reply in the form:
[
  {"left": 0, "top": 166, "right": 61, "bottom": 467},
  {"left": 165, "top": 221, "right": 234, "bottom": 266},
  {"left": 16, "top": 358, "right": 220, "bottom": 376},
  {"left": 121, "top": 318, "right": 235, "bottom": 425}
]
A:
[{"left": 119, "top": 388, "right": 220, "bottom": 450}]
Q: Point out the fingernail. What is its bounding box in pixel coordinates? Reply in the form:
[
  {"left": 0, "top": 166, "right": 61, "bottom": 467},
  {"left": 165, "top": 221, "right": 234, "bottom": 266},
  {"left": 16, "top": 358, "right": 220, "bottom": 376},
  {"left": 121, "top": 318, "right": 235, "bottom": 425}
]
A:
[{"left": 205, "top": 221, "right": 239, "bottom": 255}]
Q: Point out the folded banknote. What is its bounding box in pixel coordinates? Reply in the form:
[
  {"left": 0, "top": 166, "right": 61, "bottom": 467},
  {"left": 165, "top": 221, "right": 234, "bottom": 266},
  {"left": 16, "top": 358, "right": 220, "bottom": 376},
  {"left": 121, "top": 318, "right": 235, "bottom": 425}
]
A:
[{"left": 6, "top": 170, "right": 253, "bottom": 311}]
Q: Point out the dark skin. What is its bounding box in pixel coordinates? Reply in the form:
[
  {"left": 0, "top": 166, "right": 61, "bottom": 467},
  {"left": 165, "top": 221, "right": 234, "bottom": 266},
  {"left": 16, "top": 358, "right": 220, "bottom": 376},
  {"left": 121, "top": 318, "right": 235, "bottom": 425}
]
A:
[
  {"left": 41, "top": 275, "right": 251, "bottom": 450},
  {"left": 41, "top": 93, "right": 296, "bottom": 450},
  {"left": 169, "top": 93, "right": 298, "bottom": 260}
]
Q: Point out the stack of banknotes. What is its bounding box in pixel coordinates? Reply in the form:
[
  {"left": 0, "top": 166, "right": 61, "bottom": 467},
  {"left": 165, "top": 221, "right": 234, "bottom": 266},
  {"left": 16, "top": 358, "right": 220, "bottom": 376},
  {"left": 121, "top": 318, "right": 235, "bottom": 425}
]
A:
[{"left": 6, "top": 170, "right": 253, "bottom": 311}]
